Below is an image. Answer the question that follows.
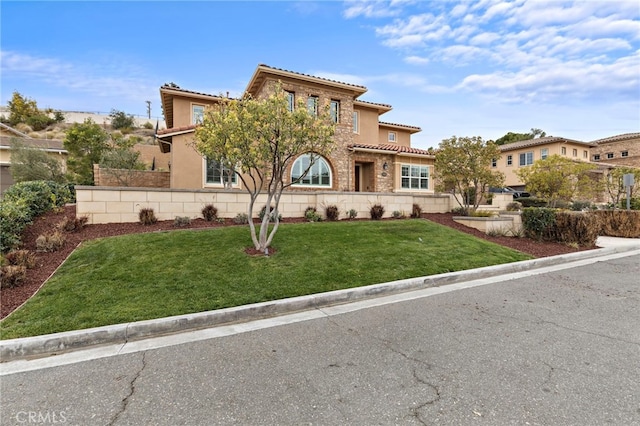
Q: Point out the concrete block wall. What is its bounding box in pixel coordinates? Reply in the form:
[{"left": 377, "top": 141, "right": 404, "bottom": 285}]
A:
[{"left": 76, "top": 187, "right": 453, "bottom": 224}]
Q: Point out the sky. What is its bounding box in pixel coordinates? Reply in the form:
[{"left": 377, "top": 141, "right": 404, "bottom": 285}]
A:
[{"left": 1, "top": 0, "right": 639, "bottom": 150}]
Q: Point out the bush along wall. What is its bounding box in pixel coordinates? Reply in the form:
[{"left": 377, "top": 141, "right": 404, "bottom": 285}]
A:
[
  {"left": 521, "top": 208, "right": 600, "bottom": 247},
  {"left": 593, "top": 210, "right": 640, "bottom": 238},
  {"left": 0, "top": 181, "right": 72, "bottom": 253}
]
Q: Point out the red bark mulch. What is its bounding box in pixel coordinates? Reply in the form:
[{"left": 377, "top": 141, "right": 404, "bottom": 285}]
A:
[{"left": 1, "top": 206, "right": 594, "bottom": 319}]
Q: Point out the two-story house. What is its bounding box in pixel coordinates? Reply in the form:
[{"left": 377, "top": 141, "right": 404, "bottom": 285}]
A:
[
  {"left": 493, "top": 136, "right": 596, "bottom": 190},
  {"left": 156, "top": 64, "right": 433, "bottom": 193},
  {"left": 590, "top": 133, "right": 640, "bottom": 168}
]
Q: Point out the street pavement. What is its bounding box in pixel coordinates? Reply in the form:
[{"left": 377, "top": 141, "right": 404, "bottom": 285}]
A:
[{"left": 1, "top": 250, "right": 639, "bottom": 425}]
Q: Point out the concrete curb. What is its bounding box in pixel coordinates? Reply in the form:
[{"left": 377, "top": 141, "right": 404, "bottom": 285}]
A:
[{"left": 2, "top": 245, "right": 639, "bottom": 362}]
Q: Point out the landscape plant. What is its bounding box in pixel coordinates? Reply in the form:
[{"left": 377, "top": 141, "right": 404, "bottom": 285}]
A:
[
  {"left": 201, "top": 204, "right": 218, "bottom": 221},
  {"left": 370, "top": 203, "right": 385, "bottom": 220},
  {"left": 435, "top": 136, "right": 504, "bottom": 215},
  {"left": 193, "top": 82, "right": 335, "bottom": 254},
  {"left": 63, "top": 118, "right": 111, "bottom": 185},
  {"left": 139, "top": 208, "right": 157, "bottom": 225},
  {"left": 9, "top": 138, "right": 66, "bottom": 183},
  {"left": 325, "top": 205, "right": 339, "bottom": 221}
]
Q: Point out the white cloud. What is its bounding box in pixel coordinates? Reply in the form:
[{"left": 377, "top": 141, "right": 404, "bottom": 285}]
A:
[
  {"left": 343, "top": 0, "right": 401, "bottom": 19},
  {"left": 404, "top": 55, "right": 429, "bottom": 65}
]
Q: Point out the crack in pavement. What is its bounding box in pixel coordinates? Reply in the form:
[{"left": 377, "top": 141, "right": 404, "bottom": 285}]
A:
[
  {"left": 108, "top": 352, "right": 147, "bottom": 426},
  {"left": 409, "top": 368, "right": 441, "bottom": 425}
]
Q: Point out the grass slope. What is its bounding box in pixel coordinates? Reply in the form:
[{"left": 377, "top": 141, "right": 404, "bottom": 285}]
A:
[{"left": 1, "top": 220, "right": 531, "bottom": 338}]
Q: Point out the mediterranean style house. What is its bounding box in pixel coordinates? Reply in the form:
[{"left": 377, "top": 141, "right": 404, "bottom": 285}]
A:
[
  {"left": 590, "top": 132, "right": 640, "bottom": 168},
  {"left": 156, "top": 64, "right": 434, "bottom": 193}
]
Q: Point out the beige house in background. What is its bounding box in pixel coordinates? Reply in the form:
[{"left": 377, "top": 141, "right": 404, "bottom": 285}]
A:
[
  {"left": 590, "top": 132, "right": 640, "bottom": 168},
  {"left": 156, "top": 64, "right": 433, "bottom": 193},
  {"left": 494, "top": 136, "right": 596, "bottom": 190}
]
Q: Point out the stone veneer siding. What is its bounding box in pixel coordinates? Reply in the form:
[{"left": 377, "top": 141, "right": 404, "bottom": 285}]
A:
[{"left": 591, "top": 136, "right": 640, "bottom": 168}]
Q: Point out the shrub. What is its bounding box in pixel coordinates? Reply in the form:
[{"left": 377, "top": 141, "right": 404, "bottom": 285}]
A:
[
  {"left": 0, "top": 265, "right": 27, "bottom": 289},
  {"left": 521, "top": 207, "right": 556, "bottom": 241},
  {"left": 35, "top": 231, "right": 65, "bottom": 252},
  {"left": 506, "top": 201, "right": 522, "bottom": 212},
  {"left": 518, "top": 197, "right": 548, "bottom": 208},
  {"left": 139, "top": 208, "right": 157, "bottom": 225},
  {"left": 571, "top": 200, "right": 593, "bottom": 211},
  {"left": 392, "top": 210, "right": 405, "bottom": 219},
  {"left": 619, "top": 198, "right": 640, "bottom": 210},
  {"left": 173, "top": 216, "right": 191, "bottom": 227},
  {"left": 370, "top": 204, "right": 385, "bottom": 220},
  {"left": 552, "top": 211, "right": 600, "bottom": 246},
  {"left": 304, "top": 206, "right": 321, "bottom": 222},
  {"left": 142, "top": 122, "right": 154, "bottom": 130},
  {"left": 0, "top": 198, "right": 32, "bottom": 253},
  {"left": 26, "top": 113, "right": 55, "bottom": 131},
  {"left": 593, "top": 210, "right": 640, "bottom": 238},
  {"left": 347, "top": 209, "right": 358, "bottom": 219},
  {"left": 410, "top": 203, "right": 422, "bottom": 218},
  {"left": 259, "top": 205, "right": 282, "bottom": 222},
  {"left": 201, "top": 204, "right": 218, "bottom": 221},
  {"left": 451, "top": 206, "right": 467, "bottom": 215},
  {"left": 5, "top": 249, "right": 37, "bottom": 269},
  {"left": 233, "top": 213, "right": 249, "bottom": 224},
  {"left": 3, "top": 181, "right": 71, "bottom": 218},
  {"left": 325, "top": 205, "right": 339, "bottom": 221},
  {"left": 109, "top": 109, "right": 136, "bottom": 130},
  {"left": 469, "top": 210, "right": 494, "bottom": 217},
  {"left": 56, "top": 215, "right": 88, "bottom": 232}
]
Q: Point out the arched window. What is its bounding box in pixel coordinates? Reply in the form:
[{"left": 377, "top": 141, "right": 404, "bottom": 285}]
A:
[{"left": 291, "top": 154, "right": 331, "bottom": 187}]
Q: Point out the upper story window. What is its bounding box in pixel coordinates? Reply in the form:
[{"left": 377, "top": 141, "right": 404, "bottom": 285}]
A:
[
  {"left": 192, "top": 105, "right": 204, "bottom": 125},
  {"left": 561, "top": 147, "right": 567, "bottom": 155},
  {"left": 307, "top": 96, "right": 318, "bottom": 117},
  {"left": 491, "top": 158, "right": 497, "bottom": 168},
  {"left": 286, "top": 92, "right": 295, "bottom": 112},
  {"left": 353, "top": 111, "right": 359, "bottom": 133},
  {"left": 401, "top": 165, "right": 429, "bottom": 190},
  {"left": 519, "top": 151, "right": 534, "bottom": 166},
  {"left": 330, "top": 100, "right": 340, "bottom": 123},
  {"left": 606, "top": 152, "right": 614, "bottom": 159},
  {"left": 621, "top": 150, "right": 629, "bottom": 158},
  {"left": 291, "top": 153, "right": 331, "bottom": 187},
  {"left": 572, "top": 148, "right": 578, "bottom": 157},
  {"left": 388, "top": 131, "right": 397, "bottom": 143},
  {"left": 593, "top": 154, "right": 601, "bottom": 161},
  {"left": 540, "top": 148, "right": 548, "bottom": 160},
  {"left": 206, "top": 158, "right": 237, "bottom": 186},
  {"left": 507, "top": 155, "right": 513, "bottom": 166}
]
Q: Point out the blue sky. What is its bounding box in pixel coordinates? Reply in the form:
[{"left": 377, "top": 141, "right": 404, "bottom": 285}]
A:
[{"left": 1, "top": 0, "right": 639, "bottom": 149}]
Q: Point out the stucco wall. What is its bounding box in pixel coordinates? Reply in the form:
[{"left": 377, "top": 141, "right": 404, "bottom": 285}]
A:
[{"left": 76, "top": 187, "right": 452, "bottom": 224}]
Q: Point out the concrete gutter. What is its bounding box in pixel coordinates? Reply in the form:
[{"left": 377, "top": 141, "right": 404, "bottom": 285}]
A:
[{"left": 2, "top": 245, "right": 639, "bottom": 362}]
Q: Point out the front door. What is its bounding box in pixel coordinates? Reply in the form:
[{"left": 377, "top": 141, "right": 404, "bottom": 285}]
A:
[{"left": 354, "top": 164, "right": 361, "bottom": 192}]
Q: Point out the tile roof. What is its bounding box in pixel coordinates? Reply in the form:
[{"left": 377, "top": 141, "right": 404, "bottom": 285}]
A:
[
  {"left": 590, "top": 132, "right": 640, "bottom": 144},
  {"left": 0, "top": 135, "right": 65, "bottom": 151},
  {"left": 354, "top": 99, "right": 392, "bottom": 109},
  {"left": 156, "top": 125, "right": 196, "bottom": 136},
  {"left": 255, "top": 64, "right": 368, "bottom": 91},
  {"left": 348, "top": 143, "right": 433, "bottom": 156},
  {"left": 499, "top": 136, "right": 594, "bottom": 151},
  {"left": 379, "top": 121, "right": 422, "bottom": 132}
]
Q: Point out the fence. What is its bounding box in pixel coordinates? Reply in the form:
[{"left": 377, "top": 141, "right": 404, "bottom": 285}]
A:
[{"left": 76, "top": 187, "right": 452, "bottom": 224}]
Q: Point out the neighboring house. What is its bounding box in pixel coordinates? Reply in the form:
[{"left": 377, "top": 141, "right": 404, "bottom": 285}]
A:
[
  {"left": 494, "top": 136, "right": 595, "bottom": 190},
  {"left": 0, "top": 135, "right": 67, "bottom": 195},
  {"left": 590, "top": 133, "right": 640, "bottom": 168},
  {"left": 156, "top": 64, "right": 433, "bottom": 193}
]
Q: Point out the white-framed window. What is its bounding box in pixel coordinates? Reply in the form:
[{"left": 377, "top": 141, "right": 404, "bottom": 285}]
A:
[
  {"left": 507, "top": 155, "right": 513, "bottom": 166},
  {"left": 388, "top": 131, "right": 397, "bottom": 143},
  {"left": 593, "top": 154, "right": 601, "bottom": 161},
  {"left": 291, "top": 153, "right": 331, "bottom": 187},
  {"left": 519, "top": 151, "right": 534, "bottom": 166},
  {"left": 286, "top": 91, "right": 295, "bottom": 112},
  {"left": 330, "top": 100, "right": 340, "bottom": 123},
  {"left": 353, "top": 111, "right": 359, "bottom": 133},
  {"left": 583, "top": 150, "right": 588, "bottom": 159},
  {"left": 621, "top": 150, "right": 629, "bottom": 158},
  {"left": 205, "top": 158, "right": 237, "bottom": 186},
  {"left": 401, "top": 164, "right": 429, "bottom": 190},
  {"left": 607, "top": 152, "right": 614, "bottom": 159},
  {"left": 572, "top": 148, "right": 577, "bottom": 157},
  {"left": 561, "top": 147, "right": 567, "bottom": 155},
  {"left": 491, "top": 158, "right": 497, "bottom": 168},
  {"left": 540, "top": 148, "right": 548, "bottom": 160},
  {"left": 307, "top": 96, "right": 318, "bottom": 116},
  {"left": 192, "top": 105, "right": 205, "bottom": 125}
]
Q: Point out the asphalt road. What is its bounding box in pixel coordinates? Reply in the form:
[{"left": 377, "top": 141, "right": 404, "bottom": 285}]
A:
[{"left": 2, "top": 253, "right": 639, "bottom": 425}]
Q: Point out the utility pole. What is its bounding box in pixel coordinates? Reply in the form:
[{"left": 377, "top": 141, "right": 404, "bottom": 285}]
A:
[{"left": 146, "top": 100, "right": 151, "bottom": 119}]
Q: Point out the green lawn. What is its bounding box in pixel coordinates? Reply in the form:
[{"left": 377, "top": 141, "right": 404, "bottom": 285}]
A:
[{"left": 0, "top": 220, "right": 532, "bottom": 339}]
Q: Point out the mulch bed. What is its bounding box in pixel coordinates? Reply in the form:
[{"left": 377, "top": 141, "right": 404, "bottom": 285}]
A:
[{"left": 1, "top": 206, "right": 593, "bottom": 319}]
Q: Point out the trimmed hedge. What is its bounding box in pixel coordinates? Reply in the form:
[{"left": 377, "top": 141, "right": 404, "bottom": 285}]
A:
[
  {"left": 593, "top": 210, "right": 640, "bottom": 238},
  {"left": 521, "top": 208, "right": 600, "bottom": 246}
]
